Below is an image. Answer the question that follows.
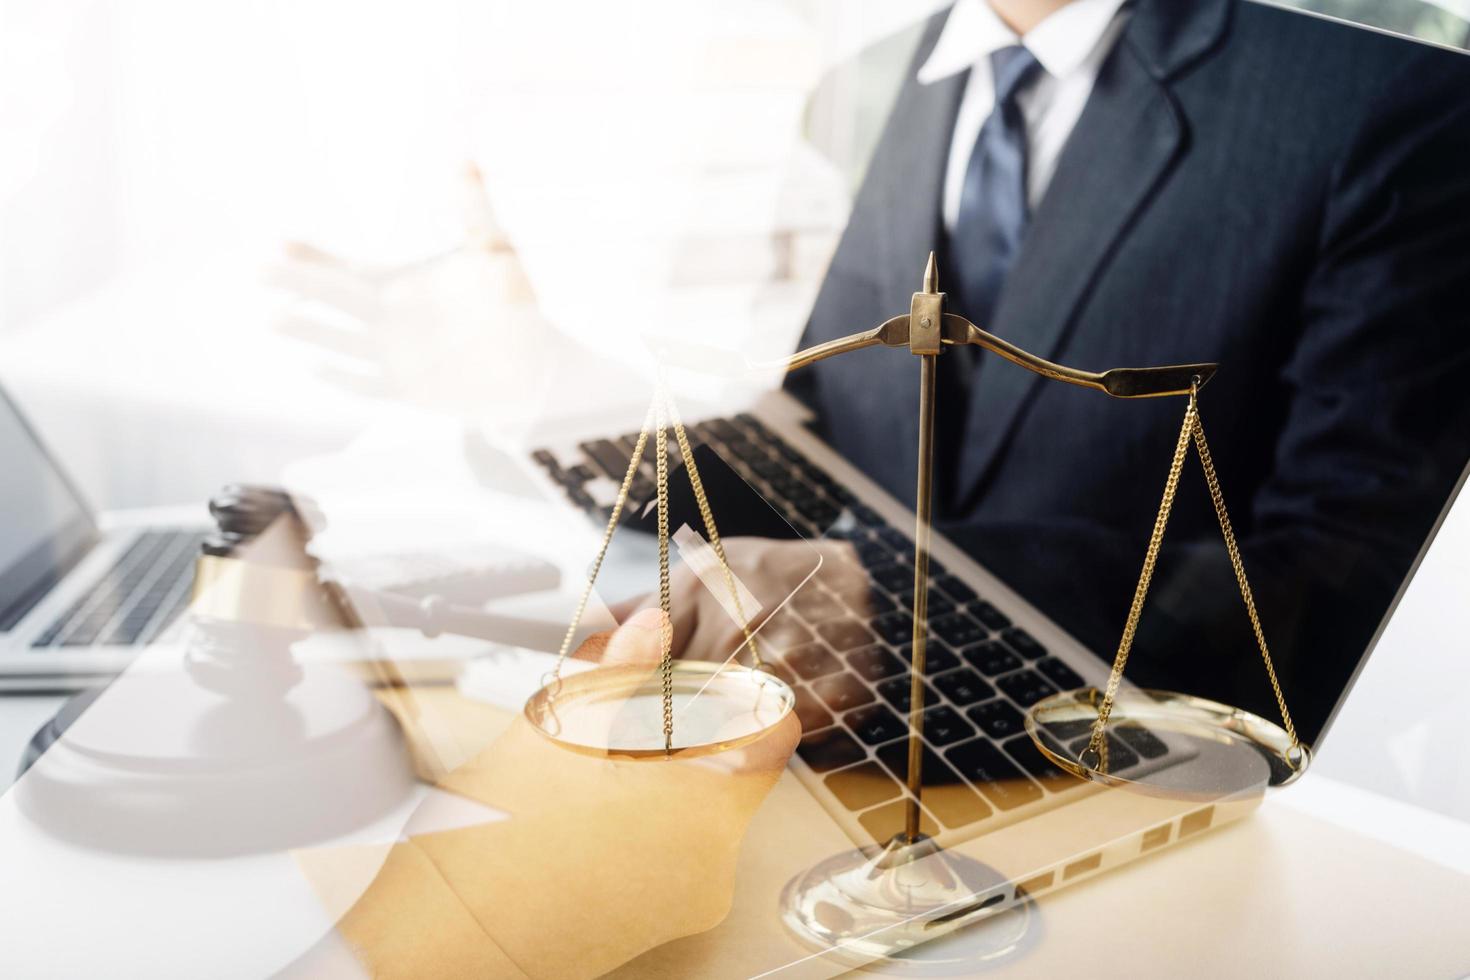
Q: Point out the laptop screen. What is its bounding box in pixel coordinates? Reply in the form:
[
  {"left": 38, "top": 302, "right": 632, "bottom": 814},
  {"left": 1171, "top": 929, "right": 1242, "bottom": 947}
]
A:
[{"left": 0, "top": 389, "right": 98, "bottom": 631}]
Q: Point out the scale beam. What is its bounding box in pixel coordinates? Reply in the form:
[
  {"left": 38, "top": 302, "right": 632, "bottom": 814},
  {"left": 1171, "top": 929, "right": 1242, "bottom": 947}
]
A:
[{"left": 782, "top": 314, "right": 1216, "bottom": 398}]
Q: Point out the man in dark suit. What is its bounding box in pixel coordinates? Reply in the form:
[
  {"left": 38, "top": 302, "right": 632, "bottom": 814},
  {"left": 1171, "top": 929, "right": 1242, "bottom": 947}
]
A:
[{"left": 789, "top": 0, "right": 1470, "bottom": 743}]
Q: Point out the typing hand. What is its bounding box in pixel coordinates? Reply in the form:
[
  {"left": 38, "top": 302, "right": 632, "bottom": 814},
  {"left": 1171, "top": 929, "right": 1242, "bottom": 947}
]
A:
[
  {"left": 611, "top": 537, "right": 869, "bottom": 667},
  {"left": 265, "top": 164, "right": 555, "bottom": 426}
]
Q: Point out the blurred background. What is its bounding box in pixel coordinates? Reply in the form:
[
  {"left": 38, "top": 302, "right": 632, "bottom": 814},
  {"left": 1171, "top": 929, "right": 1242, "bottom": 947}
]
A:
[{"left": 1, "top": 0, "right": 1468, "bottom": 822}]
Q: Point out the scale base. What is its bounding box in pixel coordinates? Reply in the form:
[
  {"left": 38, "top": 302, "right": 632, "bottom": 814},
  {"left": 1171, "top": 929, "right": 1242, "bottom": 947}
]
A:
[{"left": 780, "top": 832, "right": 1032, "bottom": 967}]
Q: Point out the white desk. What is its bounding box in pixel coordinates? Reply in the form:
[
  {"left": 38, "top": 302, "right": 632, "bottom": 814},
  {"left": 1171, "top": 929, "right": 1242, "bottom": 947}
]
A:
[{"left": 0, "top": 696, "right": 65, "bottom": 791}]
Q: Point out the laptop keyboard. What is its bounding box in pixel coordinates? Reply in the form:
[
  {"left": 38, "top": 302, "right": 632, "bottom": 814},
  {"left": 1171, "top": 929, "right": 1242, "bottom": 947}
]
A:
[
  {"left": 30, "top": 529, "right": 205, "bottom": 649},
  {"left": 531, "top": 412, "right": 1142, "bottom": 845}
]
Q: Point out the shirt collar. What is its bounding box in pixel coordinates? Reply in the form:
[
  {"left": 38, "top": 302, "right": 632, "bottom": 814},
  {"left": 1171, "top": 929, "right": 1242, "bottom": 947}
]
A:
[{"left": 917, "top": 0, "right": 1130, "bottom": 85}]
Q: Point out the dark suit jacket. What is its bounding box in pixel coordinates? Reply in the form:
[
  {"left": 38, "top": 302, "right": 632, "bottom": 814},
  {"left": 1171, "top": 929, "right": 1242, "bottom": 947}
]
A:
[{"left": 789, "top": 0, "right": 1470, "bottom": 743}]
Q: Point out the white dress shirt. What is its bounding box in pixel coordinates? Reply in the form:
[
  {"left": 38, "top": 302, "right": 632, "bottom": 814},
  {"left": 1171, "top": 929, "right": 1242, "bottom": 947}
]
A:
[{"left": 918, "top": 0, "right": 1131, "bottom": 231}]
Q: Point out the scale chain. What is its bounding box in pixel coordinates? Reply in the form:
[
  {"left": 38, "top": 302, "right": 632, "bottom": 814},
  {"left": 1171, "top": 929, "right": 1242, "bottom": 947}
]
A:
[
  {"left": 656, "top": 398, "right": 674, "bottom": 753},
  {"left": 547, "top": 397, "right": 656, "bottom": 687},
  {"left": 1191, "top": 405, "right": 1300, "bottom": 749},
  {"left": 1087, "top": 383, "right": 1301, "bottom": 770},
  {"left": 665, "top": 393, "right": 765, "bottom": 670}
]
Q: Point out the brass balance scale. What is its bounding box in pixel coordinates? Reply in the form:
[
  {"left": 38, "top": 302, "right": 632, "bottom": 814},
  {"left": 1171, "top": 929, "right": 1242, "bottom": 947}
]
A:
[{"left": 522, "top": 252, "right": 1309, "bottom": 959}]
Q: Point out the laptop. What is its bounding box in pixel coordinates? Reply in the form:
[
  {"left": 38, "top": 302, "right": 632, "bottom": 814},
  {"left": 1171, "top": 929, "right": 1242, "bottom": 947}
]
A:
[
  {"left": 0, "top": 385, "right": 206, "bottom": 691},
  {"left": 522, "top": 386, "right": 1470, "bottom": 949}
]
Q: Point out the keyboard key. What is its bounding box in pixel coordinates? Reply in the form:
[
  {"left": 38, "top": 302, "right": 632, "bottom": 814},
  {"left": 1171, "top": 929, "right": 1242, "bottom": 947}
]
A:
[
  {"left": 811, "top": 672, "right": 875, "bottom": 712},
  {"left": 751, "top": 454, "right": 785, "bottom": 482},
  {"left": 996, "top": 670, "right": 1059, "bottom": 707},
  {"left": 1001, "top": 627, "right": 1047, "bottom": 659},
  {"left": 899, "top": 589, "right": 955, "bottom": 618},
  {"left": 871, "top": 611, "right": 915, "bottom": 646},
  {"left": 968, "top": 601, "right": 1011, "bottom": 631},
  {"left": 945, "top": 739, "right": 1045, "bottom": 811},
  {"left": 870, "top": 563, "right": 913, "bottom": 595},
  {"left": 1036, "top": 657, "right": 1085, "bottom": 690},
  {"left": 793, "top": 688, "right": 834, "bottom": 732},
  {"left": 930, "top": 611, "right": 988, "bottom": 648},
  {"left": 844, "top": 704, "right": 909, "bottom": 745},
  {"left": 933, "top": 574, "right": 978, "bottom": 604},
  {"left": 921, "top": 706, "right": 975, "bottom": 746},
  {"left": 703, "top": 418, "right": 744, "bottom": 442},
  {"left": 1069, "top": 734, "right": 1140, "bottom": 772},
  {"left": 931, "top": 668, "right": 994, "bottom": 706},
  {"left": 769, "top": 474, "right": 806, "bottom": 501},
  {"left": 875, "top": 740, "right": 946, "bottom": 784},
  {"left": 854, "top": 588, "right": 897, "bottom": 616},
  {"left": 579, "top": 439, "right": 633, "bottom": 480},
  {"left": 794, "top": 497, "right": 840, "bottom": 529},
  {"left": 733, "top": 412, "right": 767, "bottom": 434},
  {"left": 30, "top": 622, "right": 66, "bottom": 647},
  {"left": 859, "top": 799, "right": 940, "bottom": 843},
  {"left": 1116, "top": 725, "right": 1170, "bottom": 759},
  {"left": 875, "top": 741, "right": 991, "bottom": 828},
  {"left": 60, "top": 616, "right": 112, "bottom": 646},
  {"left": 824, "top": 761, "right": 902, "bottom": 811},
  {"left": 786, "top": 643, "right": 842, "bottom": 680},
  {"left": 895, "top": 642, "right": 960, "bottom": 675},
  {"left": 875, "top": 527, "right": 910, "bottom": 551},
  {"left": 1041, "top": 718, "right": 1096, "bottom": 741},
  {"left": 816, "top": 620, "right": 876, "bottom": 652},
  {"left": 854, "top": 540, "right": 894, "bottom": 567},
  {"left": 760, "top": 615, "right": 815, "bottom": 653},
  {"left": 877, "top": 676, "right": 938, "bottom": 713},
  {"left": 791, "top": 588, "right": 845, "bottom": 624},
  {"left": 846, "top": 645, "right": 907, "bottom": 682},
  {"left": 1002, "top": 734, "right": 1083, "bottom": 791},
  {"left": 967, "top": 699, "right": 1027, "bottom": 740},
  {"left": 797, "top": 728, "right": 867, "bottom": 773},
  {"left": 102, "top": 612, "right": 155, "bottom": 646},
  {"left": 963, "top": 641, "right": 1023, "bottom": 677}
]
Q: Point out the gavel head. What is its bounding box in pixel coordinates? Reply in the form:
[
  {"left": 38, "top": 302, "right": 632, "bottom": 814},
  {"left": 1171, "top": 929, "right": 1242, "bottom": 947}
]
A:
[
  {"left": 203, "top": 484, "right": 320, "bottom": 564},
  {"left": 187, "top": 485, "right": 350, "bottom": 697}
]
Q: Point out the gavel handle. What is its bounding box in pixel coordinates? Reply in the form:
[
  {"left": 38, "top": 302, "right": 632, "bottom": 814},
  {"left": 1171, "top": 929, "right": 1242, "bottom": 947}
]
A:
[{"left": 330, "top": 582, "right": 569, "bottom": 653}]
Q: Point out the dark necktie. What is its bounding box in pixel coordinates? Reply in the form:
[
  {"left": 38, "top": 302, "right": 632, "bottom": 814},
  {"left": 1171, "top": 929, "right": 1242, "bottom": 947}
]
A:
[
  {"left": 948, "top": 44, "right": 1042, "bottom": 327},
  {"left": 938, "top": 44, "right": 1042, "bottom": 513}
]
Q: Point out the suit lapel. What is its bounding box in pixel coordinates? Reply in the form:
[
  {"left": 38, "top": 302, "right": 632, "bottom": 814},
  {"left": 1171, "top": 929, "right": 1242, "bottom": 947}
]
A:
[
  {"left": 865, "top": 51, "right": 968, "bottom": 481},
  {"left": 872, "top": 72, "right": 966, "bottom": 314},
  {"left": 951, "top": 38, "right": 1185, "bottom": 506}
]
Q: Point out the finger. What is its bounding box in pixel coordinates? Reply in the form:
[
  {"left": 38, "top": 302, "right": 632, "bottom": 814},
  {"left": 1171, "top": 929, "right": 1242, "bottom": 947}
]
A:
[
  {"left": 273, "top": 311, "right": 377, "bottom": 361},
  {"left": 695, "top": 701, "right": 800, "bottom": 778},
  {"left": 281, "top": 240, "right": 355, "bottom": 269},
  {"left": 602, "top": 607, "right": 668, "bottom": 667},
  {"left": 262, "top": 252, "right": 383, "bottom": 322},
  {"left": 569, "top": 607, "right": 667, "bottom": 667},
  {"left": 312, "top": 363, "right": 392, "bottom": 398},
  {"left": 734, "top": 711, "right": 801, "bottom": 775},
  {"left": 461, "top": 162, "right": 513, "bottom": 252},
  {"left": 607, "top": 593, "right": 649, "bottom": 623},
  {"left": 570, "top": 627, "right": 613, "bottom": 663}
]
